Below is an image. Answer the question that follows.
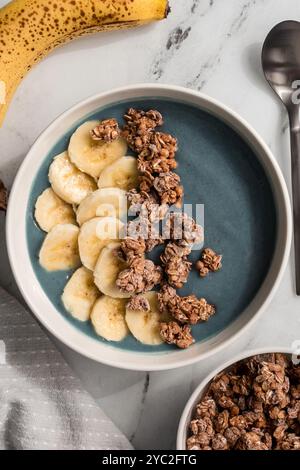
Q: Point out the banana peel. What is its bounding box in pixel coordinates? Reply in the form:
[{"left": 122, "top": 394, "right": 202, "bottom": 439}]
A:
[
  {"left": 0, "top": 179, "right": 7, "bottom": 211},
  {"left": 0, "top": 0, "right": 169, "bottom": 126}
]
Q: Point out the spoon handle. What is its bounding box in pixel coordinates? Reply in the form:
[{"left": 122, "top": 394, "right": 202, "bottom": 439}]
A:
[{"left": 289, "top": 105, "right": 300, "bottom": 295}]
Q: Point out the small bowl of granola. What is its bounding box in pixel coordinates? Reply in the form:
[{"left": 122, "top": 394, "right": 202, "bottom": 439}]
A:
[{"left": 177, "top": 348, "right": 300, "bottom": 450}]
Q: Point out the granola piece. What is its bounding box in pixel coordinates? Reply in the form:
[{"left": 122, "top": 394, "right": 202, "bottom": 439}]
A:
[
  {"left": 243, "top": 411, "right": 267, "bottom": 429},
  {"left": 287, "top": 399, "right": 300, "bottom": 419},
  {"left": 248, "top": 396, "right": 264, "bottom": 413},
  {"left": 159, "top": 321, "right": 194, "bottom": 349},
  {"left": 160, "top": 242, "right": 192, "bottom": 288},
  {"left": 190, "top": 416, "right": 214, "bottom": 438},
  {"left": 90, "top": 118, "right": 120, "bottom": 142},
  {"left": 237, "top": 431, "right": 269, "bottom": 450},
  {"left": 127, "top": 295, "right": 150, "bottom": 312},
  {"left": 153, "top": 172, "right": 184, "bottom": 207},
  {"left": 210, "top": 373, "right": 231, "bottom": 395},
  {"left": 273, "top": 424, "right": 288, "bottom": 441},
  {"left": 120, "top": 237, "right": 146, "bottom": 262},
  {"left": 139, "top": 171, "right": 154, "bottom": 193},
  {"left": 291, "top": 384, "right": 300, "bottom": 399},
  {"left": 137, "top": 132, "right": 178, "bottom": 174},
  {"left": 269, "top": 406, "right": 287, "bottom": 421},
  {"left": 138, "top": 154, "right": 178, "bottom": 175},
  {"left": 253, "top": 361, "right": 290, "bottom": 407},
  {"left": 214, "top": 410, "right": 229, "bottom": 433},
  {"left": 196, "top": 397, "right": 217, "bottom": 419},
  {"left": 158, "top": 284, "right": 215, "bottom": 325},
  {"left": 224, "top": 426, "right": 241, "bottom": 448},
  {"left": 127, "top": 189, "right": 168, "bottom": 222},
  {"left": 218, "top": 398, "right": 240, "bottom": 418},
  {"left": 163, "top": 212, "right": 203, "bottom": 245},
  {"left": 0, "top": 179, "right": 7, "bottom": 212},
  {"left": 195, "top": 248, "right": 223, "bottom": 278},
  {"left": 116, "top": 256, "right": 163, "bottom": 294},
  {"left": 161, "top": 240, "right": 192, "bottom": 260},
  {"left": 231, "top": 374, "right": 251, "bottom": 396},
  {"left": 276, "top": 433, "right": 300, "bottom": 450},
  {"left": 186, "top": 435, "right": 205, "bottom": 451},
  {"left": 122, "top": 108, "right": 163, "bottom": 152},
  {"left": 126, "top": 218, "right": 163, "bottom": 253}
]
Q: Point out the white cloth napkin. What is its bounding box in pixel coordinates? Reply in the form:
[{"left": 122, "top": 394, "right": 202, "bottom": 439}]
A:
[{"left": 0, "top": 286, "right": 132, "bottom": 450}]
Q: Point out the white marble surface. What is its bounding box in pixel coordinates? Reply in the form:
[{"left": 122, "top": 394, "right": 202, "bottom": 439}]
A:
[{"left": 1, "top": 0, "right": 300, "bottom": 450}]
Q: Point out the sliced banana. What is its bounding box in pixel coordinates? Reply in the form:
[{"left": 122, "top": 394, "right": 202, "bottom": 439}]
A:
[
  {"left": 62, "top": 267, "right": 99, "bottom": 322},
  {"left": 48, "top": 151, "right": 96, "bottom": 205},
  {"left": 91, "top": 296, "right": 129, "bottom": 341},
  {"left": 78, "top": 216, "right": 124, "bottom": 271},
  {"left": 39, "top": 223, "right": 80, "bottom": 271},
  {"left": 94, "top": 241, "right": 130, "bottom": 299},
  {"left": 126, "top": 291, "right": 170, "bottom": 346},
  {"left": 98, "top": 156, "right": 139, "bottom": 191},
  {"left": 68, "top": 121, "right": 127, "bottom": 178},
  {"left": 35, "top": 187, "right": 76, "bottom": 232},
  {"left": 76, "top": 188, "right": 127, "bottom": 226}
]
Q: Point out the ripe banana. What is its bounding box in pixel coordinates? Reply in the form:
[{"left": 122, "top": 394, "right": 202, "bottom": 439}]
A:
[
  {"left": 76, "top": 188, "right": 127, "bottom": 225},
  {"left": 62, "top": 267, "right": 100, "bottom": 322},
  {"left": 69, "top": 121, "right": 127, "bottom": 178},
  {"left": 98, "top": 156, "right": 139, "bottom": 191},
  {"left": 35, "top": 187, "right": 76, "bottom": 232},
  {"left": 78, "top": 216, "right": 124, "bottom": 271},
  {"left": 125, "top": 291, "right": 170, "bottom": 345},
  {"left": 39, "top": 223, "right": 80, "bottom": 271},
  {"left": 49, "top": 152, "right": 96, "bottom": 205},
  {"left": 0, "top": 0, "right": 169, "bottom": 125},
  {"left": 91, "top": 296, "right": 129, "bottom": 341}
]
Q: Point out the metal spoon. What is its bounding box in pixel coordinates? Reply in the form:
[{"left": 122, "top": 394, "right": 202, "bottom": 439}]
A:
[{"left": 262, "top": 20, "right": 300, "bottom": 295}]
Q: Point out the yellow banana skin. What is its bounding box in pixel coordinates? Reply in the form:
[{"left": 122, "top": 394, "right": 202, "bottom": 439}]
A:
[{"left": 0, "top": 0, "right": 169, "bottom": 126}]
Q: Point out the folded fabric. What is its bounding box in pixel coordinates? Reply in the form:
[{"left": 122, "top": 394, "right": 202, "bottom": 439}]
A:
[{"left": 0, "top": 286, "right": 132, "bottom": 450}]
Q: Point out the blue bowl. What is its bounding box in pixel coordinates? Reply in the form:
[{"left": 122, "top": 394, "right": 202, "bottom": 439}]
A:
[
  {"left": 26, "top": 97, "right": 277, "bottom": 352},
  {"left": 7, "top": 85, "right": 291, "bottom": 370}
]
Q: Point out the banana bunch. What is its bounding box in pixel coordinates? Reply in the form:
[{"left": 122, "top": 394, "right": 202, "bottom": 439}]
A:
[
  {"left": 0, "top": 0, "right": 169, "bottom": 125},
  {"left": 35, "top": 117, "right": 166, "bottom": 345}
]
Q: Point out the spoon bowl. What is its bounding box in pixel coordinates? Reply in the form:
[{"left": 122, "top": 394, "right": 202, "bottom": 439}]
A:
[{"left": 262, "top": 21, "right": 300, "bottom": 106}]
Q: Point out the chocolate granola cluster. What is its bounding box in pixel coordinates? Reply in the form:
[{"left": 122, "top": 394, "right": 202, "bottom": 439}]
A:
[
  {"left": 187, "top": 353, "right": 300, "bottom": 450},
  {"left": 90, "top": 118, "right": 120, "bottom": 142},
  {"left": 158, "top": 285, "right": 215, "bottom": 325},
  {"left": 195, "top": 248, "right": 222, "bottom": 278},
  {"left": 113, "top": 108, "right": 219, "bottom": 349}
]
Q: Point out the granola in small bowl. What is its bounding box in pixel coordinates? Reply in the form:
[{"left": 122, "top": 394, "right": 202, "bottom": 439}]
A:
[{"left": 177, "top": 351, "right": 300, "bottom": 450}]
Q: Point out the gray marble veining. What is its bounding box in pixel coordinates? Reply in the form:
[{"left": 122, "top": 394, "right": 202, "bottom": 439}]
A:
[{"left": 1, "top": 0, "right": 300, "bottom": 450}]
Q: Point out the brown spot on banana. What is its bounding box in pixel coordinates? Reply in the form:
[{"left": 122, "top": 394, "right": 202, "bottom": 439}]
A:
[{"left": 0, "top": 0, "right": 169, "bottom": 126}]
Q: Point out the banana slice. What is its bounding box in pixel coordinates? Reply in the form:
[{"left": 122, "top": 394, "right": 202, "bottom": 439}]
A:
[
  {"left": 39, "top": 223, "right": 80, "bottom": 271},
  {"left": 62, "top": 267, "right": 100, "bottom": 322},
  {"left": 78, "top": 216, "right": 124, "bottom": 271},
  {"left": 48, "top": 151, "right": 96, "bottom": 205},
  {"left": 91, "top": 296, "right": 129, "bottom": 341},
  {"left": 94, "top": 241, "right": 131, "bottom": 298},
  {"left": 35, "top": 187, "right": 76, "bottom": 232},
  {"left": 76, "top": 188, "right": 127, "bottom": 226},
  {"left": 126, "top": 291, "right": 170, "bottom": 346},
  {"left": 98, "top": 156, "right": 139, "bottom": 191},
  {"left": 68, "top": 121, "right": 127, "bottom": 178}
]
